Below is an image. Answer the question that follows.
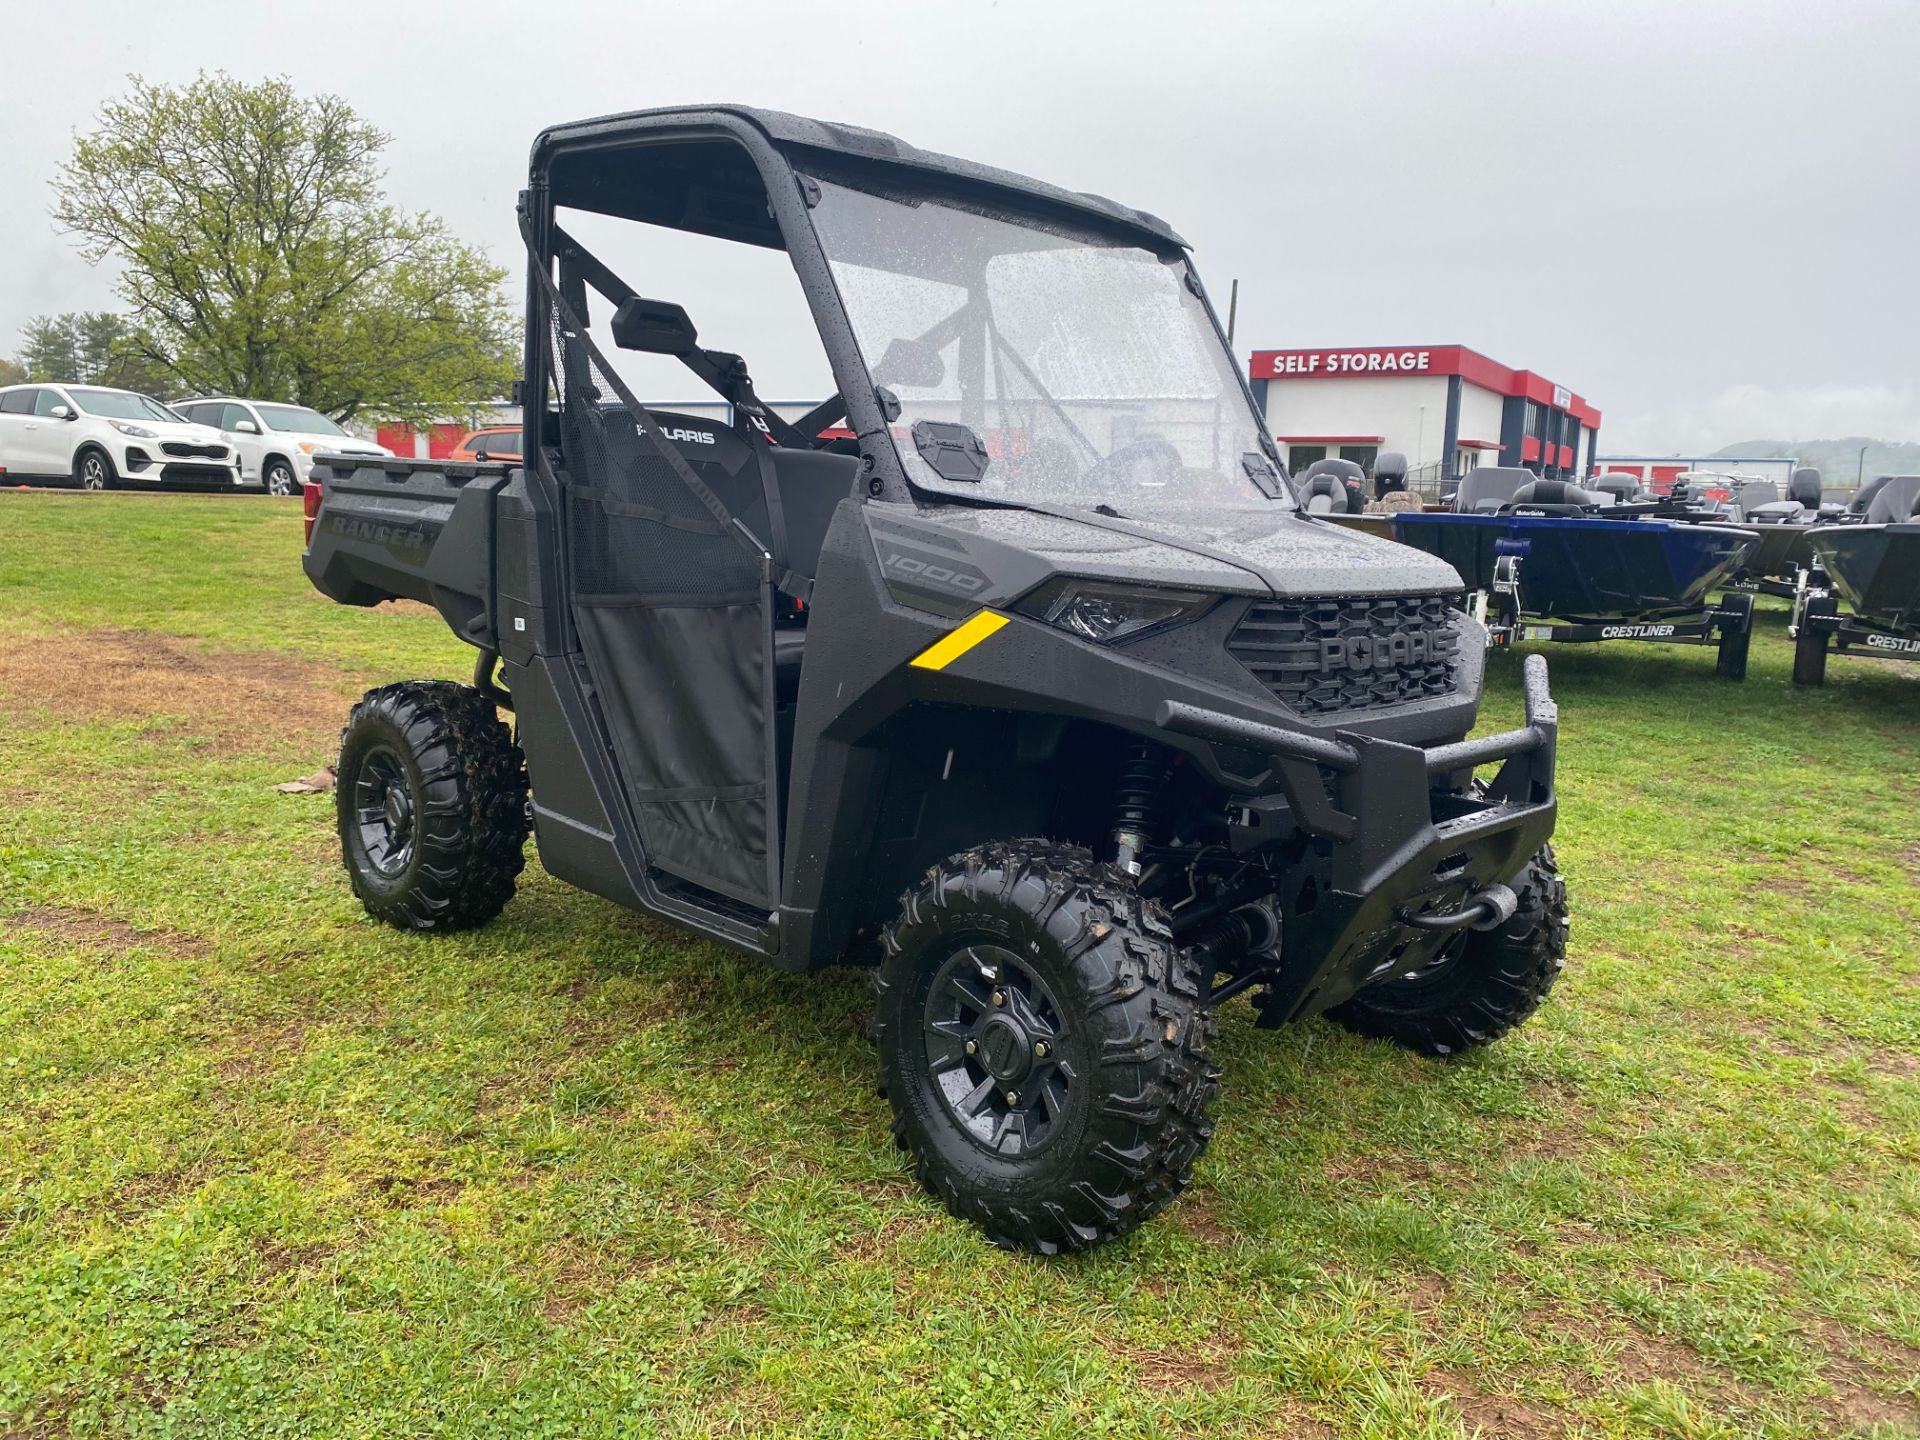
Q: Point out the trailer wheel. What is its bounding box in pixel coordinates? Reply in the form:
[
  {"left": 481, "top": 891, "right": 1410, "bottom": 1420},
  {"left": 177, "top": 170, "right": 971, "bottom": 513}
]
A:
[
  {"left": 1326, "top": 847, "right": 1567, "bottom": 1057},
  {"left": 1792, "top": 597, "right": 1834, "bottom": 687},
  {"left": 874, "top": 841, "right": 1218, "bottom": 1253},
  {"left": 1715, "top": 592, "right": 1754, "bottom": 680},
  {"left": 335, "top": 681, "right": 529, "bottom": 931}
]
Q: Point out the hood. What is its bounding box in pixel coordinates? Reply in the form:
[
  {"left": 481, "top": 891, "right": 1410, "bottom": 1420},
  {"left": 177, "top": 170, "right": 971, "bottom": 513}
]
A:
[
  {"left": 943, "top": 504, "right": 1464, "bottom": 599},
  {"left": 137, "top": 418, "right": 229, "bottom": 444},
  {"left": 293, "top": 431, "right": 389, "bottom": 455}
]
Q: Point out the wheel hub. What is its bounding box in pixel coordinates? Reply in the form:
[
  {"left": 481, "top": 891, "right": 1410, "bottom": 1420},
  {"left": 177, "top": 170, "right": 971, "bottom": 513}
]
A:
[
  {"left": 975, "top": 1013, "right": 1033, "bottom": 1084},
  {"left": 922, "top": 943, "right": 1072, "bottom": 1156},
  {"left": 352, "top": 745, "right": 417, "bottom": 878}
]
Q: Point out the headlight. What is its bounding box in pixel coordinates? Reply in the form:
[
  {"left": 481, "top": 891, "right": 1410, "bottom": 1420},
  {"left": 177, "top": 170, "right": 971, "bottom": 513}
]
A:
[
  {"left": 298, "top": 441, "right": 317, "bottom": 454},
  {"left": 1014, "top": 578, "right": 1215, "bottom": 643},
  {"left": 110, "top": 421, "right": 157, "bottom": 439}
]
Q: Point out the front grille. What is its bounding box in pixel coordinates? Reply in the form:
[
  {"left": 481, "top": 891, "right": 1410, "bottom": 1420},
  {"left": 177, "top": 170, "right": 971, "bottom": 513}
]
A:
[
  {"left": 162, "top": 442, "right": 227, "bottom": 459},
  {"left": 1228, "top": 595, "right": 1460, "bottom": 715}
]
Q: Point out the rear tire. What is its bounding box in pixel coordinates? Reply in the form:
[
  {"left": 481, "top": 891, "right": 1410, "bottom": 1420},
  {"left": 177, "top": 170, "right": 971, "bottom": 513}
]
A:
[
  {"left": 335, "top": 681, "right": 529, "bottom": 931},
  {"left": 1715, "top": 592, "right": 1753, "bottom": 680},
  {"left": 263, "top": 459, "right": 299, "bottom": 496},
  {"left": 874, "top": 841, "right": 1218, "bottom": 1253},
  {"left": 75, "top": 447, "right": 115, "bottom": 492},
  {"left": 1793, "top": 599, "right": 1833, "bottom": 687},
  {"left": 1326, "top": 847, "right": 1568, "bottom": 1056}
]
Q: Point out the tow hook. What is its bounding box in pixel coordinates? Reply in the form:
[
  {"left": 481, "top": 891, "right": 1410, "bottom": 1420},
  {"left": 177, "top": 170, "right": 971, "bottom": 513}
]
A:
[{"left": 1401, "top": 881, "right": 1519, "bottom": 933}]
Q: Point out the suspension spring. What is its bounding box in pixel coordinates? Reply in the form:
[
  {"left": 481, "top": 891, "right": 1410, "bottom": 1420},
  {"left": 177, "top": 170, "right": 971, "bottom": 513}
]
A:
[{"left": 1111, "top": 742, "right": 1173, "bottom": 876}]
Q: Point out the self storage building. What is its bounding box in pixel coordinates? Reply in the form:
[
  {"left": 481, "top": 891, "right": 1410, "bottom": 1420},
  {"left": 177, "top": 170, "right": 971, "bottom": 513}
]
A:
[{"left": 1248, "top": 345, "right": 1601, "bottom": 492}]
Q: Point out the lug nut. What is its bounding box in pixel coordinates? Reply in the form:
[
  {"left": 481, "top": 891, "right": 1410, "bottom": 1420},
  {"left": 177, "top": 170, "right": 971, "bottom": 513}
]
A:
[
  {"left": 1034, "top": 1041, "right": 1049, "bottom": 1058},
  {"left": 1005, "top": 1090, "right": 1019, "bottom": 1105},
  {"left": 964, "top": 1038, "right": 978, "bottom": 1055},
  {"left": 991, "top": 990, "right": 1006, "bottom": 1007}
]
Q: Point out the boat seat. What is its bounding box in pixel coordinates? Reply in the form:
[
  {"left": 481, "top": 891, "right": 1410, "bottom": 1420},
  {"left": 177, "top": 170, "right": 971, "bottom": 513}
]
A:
[
  {"left": 1302, "top": 473, "right": 1346, "bottom": 513},
  {"left": 1789, "top": 469, "right": 1823, "bottom": 509},
  {"left": 1507, "top": 478, "right": 1594, "bottom": 514},
  {"left": 1861, "top": 475, "right": 1920, "bottom": 525},
  {"left": 1737, "top": 480, "right": 1781, "bottom": 508},
  {"left": 1746, "top": 499, "right": 1808, "bottom": 525},
  {"left": 1453, "top": 466, "right": 1531, "bottom": 513}
]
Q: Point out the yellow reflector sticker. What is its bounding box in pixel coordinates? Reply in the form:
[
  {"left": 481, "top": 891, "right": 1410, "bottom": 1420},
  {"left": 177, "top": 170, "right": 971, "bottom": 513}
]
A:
[{"left": 909, "top": 610, "right": 1010, "bottom": 671}]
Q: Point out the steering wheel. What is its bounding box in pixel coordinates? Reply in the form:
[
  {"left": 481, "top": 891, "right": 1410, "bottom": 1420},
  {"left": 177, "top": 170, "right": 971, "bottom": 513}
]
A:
[{"left": 1081, "top": 435, "right": 1183, "bottom": 491}]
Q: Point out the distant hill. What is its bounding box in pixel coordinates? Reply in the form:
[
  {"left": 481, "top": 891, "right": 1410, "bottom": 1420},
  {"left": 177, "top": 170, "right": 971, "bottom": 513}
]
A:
[{"left": 1711, "top": 438, "right": 1920, "bottom": 483}]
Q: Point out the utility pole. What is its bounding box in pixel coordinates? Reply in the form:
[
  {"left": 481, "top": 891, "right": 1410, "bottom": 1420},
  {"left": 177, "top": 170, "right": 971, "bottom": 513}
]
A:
[{"left": 1858, "top": 443, "right": 1869, "bottom": 486}]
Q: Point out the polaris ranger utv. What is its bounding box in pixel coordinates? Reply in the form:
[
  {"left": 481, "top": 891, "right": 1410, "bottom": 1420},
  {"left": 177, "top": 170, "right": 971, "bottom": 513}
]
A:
[{"left": 303, "top": 106, "right": 1568, "bottom": 1253}]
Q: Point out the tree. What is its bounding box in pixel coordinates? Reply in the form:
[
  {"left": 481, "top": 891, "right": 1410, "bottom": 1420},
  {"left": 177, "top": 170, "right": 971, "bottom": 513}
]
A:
[
  {"left": 0, "top": 356, "right": 24, "bottom": 388},
  {"left": 16, "top": 311, "right": 177, "bottom": 395},
  {"left": 52, "top": 73, "right": 516, "bottom": 425}
]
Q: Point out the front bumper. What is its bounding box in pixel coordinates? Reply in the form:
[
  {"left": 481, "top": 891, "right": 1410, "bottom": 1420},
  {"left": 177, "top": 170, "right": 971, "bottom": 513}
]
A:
[
  {"left": 1157, "top": 653, "right": 1561, "bottom": 1020},
  {"left": 119, "top": 439, "right": 243, "bottom": 488}
]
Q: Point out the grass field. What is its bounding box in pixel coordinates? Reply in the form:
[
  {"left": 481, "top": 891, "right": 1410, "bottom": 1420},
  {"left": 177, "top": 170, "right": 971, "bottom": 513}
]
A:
[{"left": 0, "top": 490, "right": 1915, "bottom": 1440}]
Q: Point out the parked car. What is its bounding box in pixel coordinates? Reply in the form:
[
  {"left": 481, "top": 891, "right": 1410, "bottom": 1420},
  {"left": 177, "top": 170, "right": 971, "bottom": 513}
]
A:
[
  {"left": 173, "top": 397, "right": 391, "bottom": 495},
  {"left": 448, "top": 425, "right": 522, "bottom": 464},
  {"left": 0, "top": 382, "right": 240, "bottom": 490}
]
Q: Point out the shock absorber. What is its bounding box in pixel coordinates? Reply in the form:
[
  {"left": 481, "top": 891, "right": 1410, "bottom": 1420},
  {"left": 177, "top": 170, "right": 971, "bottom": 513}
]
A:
[{"left": 1111, "top": 742, "right": 1173, "bottom": 877}]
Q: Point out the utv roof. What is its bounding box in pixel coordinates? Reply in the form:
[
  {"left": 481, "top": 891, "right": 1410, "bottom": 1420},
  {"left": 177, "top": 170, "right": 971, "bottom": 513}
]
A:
[{"left": 532, "top": 104, "right": 1186, "bottom": 253}]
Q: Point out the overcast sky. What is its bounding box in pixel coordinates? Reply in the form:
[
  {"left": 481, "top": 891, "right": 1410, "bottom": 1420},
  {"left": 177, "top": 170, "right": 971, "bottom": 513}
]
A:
[{"left": 4, "top": 0, "right": 1916, "bottom": 453}]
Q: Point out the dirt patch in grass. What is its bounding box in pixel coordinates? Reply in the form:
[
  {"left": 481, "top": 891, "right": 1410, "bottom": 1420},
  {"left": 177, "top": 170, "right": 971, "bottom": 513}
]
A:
[
  {"left": 0, "top": 626, "right": 360, "bottom": 748},
  {"left": 1106, "top": 1330, "right": 1242, "bottom": 1394},
  {"left": 1424, "top": 1370, "right": 1573, "bottom": 1439},
  {"left": 1, "top": 903, "right": 210, "bottom": 958}
]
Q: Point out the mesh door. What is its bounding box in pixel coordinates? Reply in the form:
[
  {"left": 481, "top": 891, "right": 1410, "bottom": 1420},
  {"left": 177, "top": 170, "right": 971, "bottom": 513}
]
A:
[{"left": 543, "top": 287, "right": 776, "bottom": 909}]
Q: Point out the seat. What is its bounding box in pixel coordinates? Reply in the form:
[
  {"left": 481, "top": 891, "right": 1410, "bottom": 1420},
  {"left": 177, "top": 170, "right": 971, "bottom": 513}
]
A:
[
  {"left": 1862, "top": 475, "right": 1920, "bottom": 525},
  {"left": 1301, "top": 472, "right": 1347, "bottom": 513},
  {"left": 1453, "top": 466, "right": 1531, "bottom": 514},
  {"left": 1508, "top": 479, "right": 1594, "bottom": 513},
  {"left": 1788, "top": 468, "right": 1822, "bottom": 510}
]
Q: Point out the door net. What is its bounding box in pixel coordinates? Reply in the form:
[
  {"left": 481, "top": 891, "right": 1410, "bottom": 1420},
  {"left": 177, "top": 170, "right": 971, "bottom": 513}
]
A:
[{"left": 535, "top": 259, "right": 775, "bottom": 910}]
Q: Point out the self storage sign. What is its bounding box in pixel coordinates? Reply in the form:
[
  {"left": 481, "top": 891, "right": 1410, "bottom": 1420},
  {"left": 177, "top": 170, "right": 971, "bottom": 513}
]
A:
[{"left": 1253, "top": 348, "right": 1433, "bottom": 378}]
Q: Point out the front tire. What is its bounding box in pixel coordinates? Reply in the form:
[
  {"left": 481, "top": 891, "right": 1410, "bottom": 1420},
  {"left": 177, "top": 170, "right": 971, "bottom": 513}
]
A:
[
  {"left": 335, "top": 681, "right": 529, "bottom": 931},
  {"left": 1326, "top": 847, "right": 1568, "bottom": 1056},
  {"left": 875, "top": 841, "right": 1218, "bottom": 1253},
  {"left": 263, "top": 459, "right": 300, "bottom": 496},
  {"left": 75, "top": 447, "right": 115, "bottom": 491}
]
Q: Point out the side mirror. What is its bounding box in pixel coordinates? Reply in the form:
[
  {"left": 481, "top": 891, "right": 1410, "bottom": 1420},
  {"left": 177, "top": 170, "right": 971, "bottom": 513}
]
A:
[
  {"left": 49, "top": 404, "right": 74, "bottom": 420},
  {"left": 235, "top": 419, "right": 259, "bottom": 434},
  {"left": 611, "top": 296, "right": 698, "bottom": 355},
  {"left": 873, "top": 336, "right": 945, "bottom": 390}
]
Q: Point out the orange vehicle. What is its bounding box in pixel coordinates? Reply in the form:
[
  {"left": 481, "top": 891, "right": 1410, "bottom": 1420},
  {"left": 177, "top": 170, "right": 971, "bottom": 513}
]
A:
[{"left": 448, "top": 425, "right": 522, "bottom": 463}]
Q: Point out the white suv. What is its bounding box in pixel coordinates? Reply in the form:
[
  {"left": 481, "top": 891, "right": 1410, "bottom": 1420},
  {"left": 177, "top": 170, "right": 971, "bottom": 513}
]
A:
[
  {"left": 0, "top": 383, "right": 241, "bottom": 490},
  {"left": 173, "top": 397, "right": 391, "bottom": 496}
]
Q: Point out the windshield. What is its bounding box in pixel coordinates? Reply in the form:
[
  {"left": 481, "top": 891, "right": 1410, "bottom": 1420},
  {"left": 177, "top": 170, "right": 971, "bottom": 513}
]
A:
[
  {"left": 67, "top": 389, "right": 179, "bottom": 423},
  {"left": 255, "top": 403, "right": 347, "bottom": 435},
  {"left": 806, "top": 177, "right": 1288, "bottom": 514}
]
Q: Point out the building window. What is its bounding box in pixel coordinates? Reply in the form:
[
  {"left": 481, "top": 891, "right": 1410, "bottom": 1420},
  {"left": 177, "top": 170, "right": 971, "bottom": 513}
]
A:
[
  {"left": 1288, "top": 444, "right": 1327, "bottom": 472},
  {"left": 1526, "top": 402, "right": 1545, "bottom": 439},
  {"left": 1338, "top": 445, "right": 1377, "bottom": 476}
]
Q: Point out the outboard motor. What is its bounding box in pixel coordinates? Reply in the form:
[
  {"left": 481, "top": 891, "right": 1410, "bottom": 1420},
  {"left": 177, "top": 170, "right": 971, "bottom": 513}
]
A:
[
  {"left": 1373, "top": 450, "right": 1409, "bottom": 500},
  {"left": 1589, "top": 474, "right": 1640, "bottom": 506}
]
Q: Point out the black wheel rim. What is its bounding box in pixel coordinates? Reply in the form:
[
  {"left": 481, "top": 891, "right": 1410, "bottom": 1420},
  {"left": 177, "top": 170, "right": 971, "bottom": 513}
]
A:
[
  {"left": 923, "top": 943, "right": 1073, "bottom": 1157},
  {"left": 1387, "top": 930, "right": 1470, "bottom": 990},
  {"left": 82, "top": 457, "right": 106, "bottom": 489},
  {"left": 352, "top": 744, "right": 417, "bottom": 878}
]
